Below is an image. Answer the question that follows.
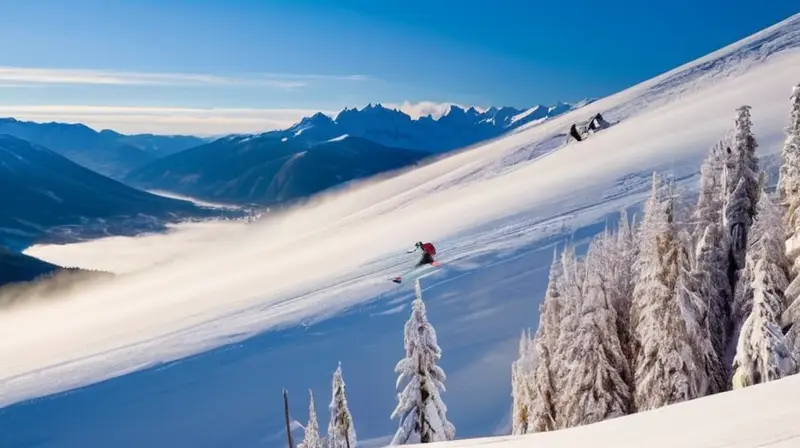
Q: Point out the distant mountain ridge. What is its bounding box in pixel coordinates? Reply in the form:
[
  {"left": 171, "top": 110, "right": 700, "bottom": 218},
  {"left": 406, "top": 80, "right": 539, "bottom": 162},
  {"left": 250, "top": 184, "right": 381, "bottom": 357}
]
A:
[
  {"left": 0, "top": 118, "right": 208, "bottom": 179},
  {"left": 125, "top": 135, "right": 430, "bottom": 206},
  {"left": 234, "top": 101, "right": 584, "bottom": 153},
  {"left": 124, "top": 101, "right": 586, "bottom": 206},
  {"left": 0, "top": 134, "right": 224, "bottom": 248}
]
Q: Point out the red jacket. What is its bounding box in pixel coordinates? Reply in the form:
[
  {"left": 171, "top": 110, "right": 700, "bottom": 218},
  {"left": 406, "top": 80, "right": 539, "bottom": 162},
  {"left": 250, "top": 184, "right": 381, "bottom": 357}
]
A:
[{"left": 420, "top": 242, "right": 436, "bottom": 256}]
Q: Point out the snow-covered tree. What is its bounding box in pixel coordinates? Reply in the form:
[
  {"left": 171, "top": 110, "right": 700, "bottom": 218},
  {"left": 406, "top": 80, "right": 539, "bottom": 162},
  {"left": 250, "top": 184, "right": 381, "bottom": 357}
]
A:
[
  {"left": 776, "top": 83, "right": 800, "bottom": 355},
  {"left": 778, "top": 83, "right": 800, "bottom": 226},
  {"left": 298, "top": 390, "right": 323, "bottom": 448},
  {"left": 391, "top": 280, "right": 455, "bottom": 445},
  {"left": 630, "top": 173, "right": 701, "bottom": 410},
  {"left": 609, "top": 211, "right": 637, "bottom": 376},
  {"left": 731, "top": 253, "right": 797, "bottom": 389},
  {"left": 723, "top": 105, "right": 761, "bottom": 278},
  {"left": 686, "top": 142, "right": 734, "bottom": 386},
  {"left": 731, "top": 192, "right": 792, "bottom": 354},
  {"left": 677, "top": 228, "right": 725, "bottom": 396},
  {"left": 550, "top": 246, "right": 585, "bottom": 429},
  {"left": 693, "top": 142, "right": 728, "bottom": 240},
  {"left": 524, "top": 252, "right": 563, "bottom": 433},
  {"left": 327, "top": 363, "right": 356, "bottom": 448},
  {"left": 557, "top": 235, "right": 632, "bottom": 426},
  {"left": 528, "top": 332, "right": 556, "bottom": 432},
  {"left": 510, "top": 330, "right": 535, "bottom": 435},
  {"left": 688, "top": 222, "right": 731, "bottom": 391}
]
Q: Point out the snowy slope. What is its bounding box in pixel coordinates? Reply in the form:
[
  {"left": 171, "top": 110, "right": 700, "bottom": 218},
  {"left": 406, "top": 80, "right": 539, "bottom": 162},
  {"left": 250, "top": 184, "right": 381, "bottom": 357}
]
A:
[
  {"left": 440, "top": 373, "right": 800, "bottom": 448},
  {"left": 1, "top": 12, "right": 800, "bottom": 448}
]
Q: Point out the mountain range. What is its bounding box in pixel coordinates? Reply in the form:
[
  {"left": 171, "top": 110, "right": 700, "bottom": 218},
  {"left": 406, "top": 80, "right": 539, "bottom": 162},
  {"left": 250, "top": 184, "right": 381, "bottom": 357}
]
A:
[
  {"left": 0, "top": 134, "right": 224, "bottom": 249},
  {"left": 257, "top": 102, "right": 578, "bottom": 152},
  {"left": 124, "top": 135, "right": 430, "bottom": 206},
  {"left": 123, "top": 102, "right": 580, "bottom": 205},
  {"left": 0, "top": 101, "right": 580, "bottom": 246},
  {"left": 0, "top": 118, "right": 208, "bottom": 179}
]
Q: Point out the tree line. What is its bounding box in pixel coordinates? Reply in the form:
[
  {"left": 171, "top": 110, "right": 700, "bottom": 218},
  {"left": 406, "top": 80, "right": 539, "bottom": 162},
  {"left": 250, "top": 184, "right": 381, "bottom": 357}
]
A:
[{"left": 511, "top": 82, "right": 800, "bottom": 434}]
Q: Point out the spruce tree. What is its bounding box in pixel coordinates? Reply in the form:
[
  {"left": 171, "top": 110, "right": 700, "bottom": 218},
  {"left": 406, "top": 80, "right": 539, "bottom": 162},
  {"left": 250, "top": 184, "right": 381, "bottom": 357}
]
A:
[
  {"left": 777, "top": 83, "right": 800, "bottom": 354},
  {"left": 688, "top": 142, "right": 734, "bottom": 387},
  {"left": 688, "top": 223, "right": 731, "bottom": 391},
  {"left": 777, "top": 83, "right": 800, "bottom": 222},
  {"left": 610, "top": 211, "right": 637, "bottom": 379},
  {"left": 510, "top": 330, "right": 534, "bottom": 435},
  {"left": 390, "top": 281, "right": 455, "bottom": 444},
  {"left": 298, "top": 390, "right": 323, "bottom": 448},
  {"left": 551, "top": 246, "right": 584, "bottom": 429},
  {"left": 327, "top": 363, "right": 356, "bottom": 448},
  {"left": 630, "top": 173, "right": 701, "bottom": 410},
  {"left": 558, "top": 235, "right": 632, "bottom": 427},
  {"left": 677, "top": 228, "right": 724, "bottom": 396},
  {"left": 731, "top": 191, "right": 796, "bottom": 388},
  {"left": 526, "top": 254, "right": 562, "bottom": 432},
  {"left": 723, "top": 105, "right": 761, "bottom": 278},
  {"left": 731, "top": 254, "right": 797, "bottom": 388}
]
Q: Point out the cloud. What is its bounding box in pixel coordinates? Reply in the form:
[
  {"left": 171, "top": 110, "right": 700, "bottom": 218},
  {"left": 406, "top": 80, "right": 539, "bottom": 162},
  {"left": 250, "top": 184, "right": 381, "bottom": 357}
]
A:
[
  {"left": 382, "top": 101, "right": 487, "bottom": 119},
  {"left": 0, "top": 66, "right": 374, "bottom": 90},
  {"left": 0, "top": 104, "right": 333, "bottom": 135}
]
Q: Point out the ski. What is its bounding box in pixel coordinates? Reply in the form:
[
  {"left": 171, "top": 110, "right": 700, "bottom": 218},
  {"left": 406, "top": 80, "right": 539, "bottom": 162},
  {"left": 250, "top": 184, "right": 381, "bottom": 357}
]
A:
[{"left": 389, "top": 261, "right": 441, "bottom": 283}]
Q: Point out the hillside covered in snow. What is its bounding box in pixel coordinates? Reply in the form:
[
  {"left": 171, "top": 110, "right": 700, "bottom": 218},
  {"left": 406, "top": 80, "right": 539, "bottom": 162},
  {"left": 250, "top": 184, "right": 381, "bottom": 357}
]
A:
[{"left": 2, "top": 11, "right": 800, "bottom": 448}]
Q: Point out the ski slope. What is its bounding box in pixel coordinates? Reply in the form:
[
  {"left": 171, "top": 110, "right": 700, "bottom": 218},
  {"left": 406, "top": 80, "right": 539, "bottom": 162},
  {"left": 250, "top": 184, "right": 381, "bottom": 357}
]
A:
[
  {"left": 440, "top": 373, "right": 800, "bottom": 448},
  {"left": 2, "top": 12, "right": 800, "bottom": 448}
]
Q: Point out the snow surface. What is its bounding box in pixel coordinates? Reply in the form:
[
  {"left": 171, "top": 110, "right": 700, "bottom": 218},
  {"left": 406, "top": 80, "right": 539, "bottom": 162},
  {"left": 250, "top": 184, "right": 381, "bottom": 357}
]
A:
[
  {"left": 2, "top": 12, "right": 800, "bottom": 448},
  {"left": 440, "top": 373, "right": 800, "bottom": 447}
]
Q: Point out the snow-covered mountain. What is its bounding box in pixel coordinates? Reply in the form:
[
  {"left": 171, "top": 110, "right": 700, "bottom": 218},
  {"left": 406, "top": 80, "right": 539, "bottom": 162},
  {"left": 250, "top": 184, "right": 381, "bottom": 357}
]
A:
[
  {"left": 1, "top": 11, "right": 800, "bottom": 448},
  {"left": 0, "top": 118, "right": 208, "bottom": 179},
  {"left": 252, "top": 102, "right": 581, "bottom": 153},
  {"left": 0, "top": 134, "right": 223, "bottom": 249},
  {"left": 124, "top": 135, "right": 430, "bottom": 206},
  {"left": 122, "top": 102, "right": 578, "bottom": 206}
]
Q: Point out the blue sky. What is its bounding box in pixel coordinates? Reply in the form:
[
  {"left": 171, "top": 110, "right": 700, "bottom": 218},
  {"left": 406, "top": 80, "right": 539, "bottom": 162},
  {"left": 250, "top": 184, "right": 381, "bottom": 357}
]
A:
[{"left": 0, "top": 0, "right": 796, "bottom": 135}]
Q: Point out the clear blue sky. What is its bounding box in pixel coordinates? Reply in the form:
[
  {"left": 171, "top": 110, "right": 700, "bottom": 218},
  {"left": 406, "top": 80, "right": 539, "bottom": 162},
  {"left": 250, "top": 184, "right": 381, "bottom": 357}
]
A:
[{"left": 0, "top": 0, "right": 796, "bottom": 134}]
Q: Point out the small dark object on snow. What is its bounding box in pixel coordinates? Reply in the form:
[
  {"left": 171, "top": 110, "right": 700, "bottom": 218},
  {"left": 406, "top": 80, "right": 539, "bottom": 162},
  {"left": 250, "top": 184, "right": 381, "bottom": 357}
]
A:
[
  {"left": 569, "top": 124, "right": 583, "bottom": 142},
  {"left": 587, "top": 112, "right": 611, "bottom": 132}
]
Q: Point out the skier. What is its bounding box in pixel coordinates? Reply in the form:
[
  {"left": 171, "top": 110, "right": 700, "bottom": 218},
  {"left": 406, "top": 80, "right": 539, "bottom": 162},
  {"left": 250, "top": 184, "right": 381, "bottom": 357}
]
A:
[
  {"left": 391, "top": 241, "right": 439, "bottom": 283},
  {"left": 408, "top": 241, "right": 437, "bottom": 266}
]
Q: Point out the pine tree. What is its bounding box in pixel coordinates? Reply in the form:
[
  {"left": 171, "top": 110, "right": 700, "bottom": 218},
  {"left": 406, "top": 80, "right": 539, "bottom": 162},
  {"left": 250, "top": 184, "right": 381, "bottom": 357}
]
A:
[
  {"left": 777, "top": 83, "right": 800, "bottom": 223},
  {"left": 689, "top": 223, "right": 731, "bottom": 391},
  {"left": 630, "top": 173, "right": 701, "bottom": 410},
  {"left": 557, "top": 235, "right": 632, "bottom": 427},
  {"left": 693, "top": 142, "right": 728, "bottom": 240},
  {"left": 731, "top": 253, "right": 797, "bottom": 389},
  {"left": 327, "top": 363, "right": 356, "bottom": 448},
  {"left": 731, "top": 192, "right": 793, "bottom": 357},
  {"left": 610, "top": 211, "right": 637, "bottom": 379},
  {"left": 526, "top": 253, "right": 562, "bottom": 433},
  {"left": 391, "top": 280, "right": 455, "bottom": 445},
  {"left": 777, "top": 83, "right": 800, "bottom": 355},
  {"left": 677, "top": 229, "right": 724, "bottom": 396},
  {"left": 510, "top": 330, "right": 534, "bottom": 435},
  {"left": 687, "top": 142, "right": 734, "bottom": 387},
  {"left": 298, "top": 390, "right": 323, "bottom": 448},
  {"left": 551, "top": 246, "right": 584, "bottom": 429},
  {"left": 723, "top": 105, "right": 761, "bottom": 277}
]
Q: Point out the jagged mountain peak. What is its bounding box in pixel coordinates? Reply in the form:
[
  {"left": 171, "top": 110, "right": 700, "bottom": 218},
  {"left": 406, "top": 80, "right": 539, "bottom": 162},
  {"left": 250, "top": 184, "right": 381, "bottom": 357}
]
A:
[{"left": 267, "top": 100, "right": 576, "bottom": 153}]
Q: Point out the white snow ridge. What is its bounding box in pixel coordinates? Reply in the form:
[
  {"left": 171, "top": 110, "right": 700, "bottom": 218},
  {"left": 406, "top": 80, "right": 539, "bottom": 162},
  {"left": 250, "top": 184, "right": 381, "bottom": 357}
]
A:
[{"left": 2, "top": 11, "right": 800, "bottom": 448}]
